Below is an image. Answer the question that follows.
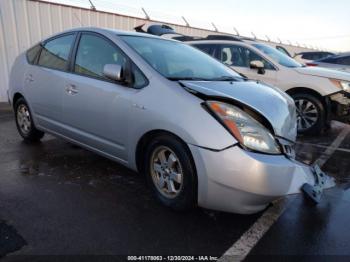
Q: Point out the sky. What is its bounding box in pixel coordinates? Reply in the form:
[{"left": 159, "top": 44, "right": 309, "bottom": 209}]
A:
[{"left": 51, "top": 0, "right": 350, "bottom": 52}]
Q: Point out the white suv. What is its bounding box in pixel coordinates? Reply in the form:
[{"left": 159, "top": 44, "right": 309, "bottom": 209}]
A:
[{"left": 188, "top": 37, "right": 350, "bottom": 134}]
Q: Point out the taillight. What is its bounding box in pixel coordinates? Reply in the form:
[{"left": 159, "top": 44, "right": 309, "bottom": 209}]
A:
[{"left": 306, "top": 63, "right": 318, "bottom": 67}]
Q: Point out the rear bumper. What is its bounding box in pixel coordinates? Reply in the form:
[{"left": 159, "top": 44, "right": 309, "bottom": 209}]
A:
[{"left": 189, "top": 144, "right": 335, "bottom": 214}]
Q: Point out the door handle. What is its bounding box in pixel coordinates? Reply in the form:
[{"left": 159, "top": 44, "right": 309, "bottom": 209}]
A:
[
  {"left": 65, "top": 84, "right": 78, "bottom": 95},
  {"left": 25, "top": 74, "right": 34, "bottom": 82}
]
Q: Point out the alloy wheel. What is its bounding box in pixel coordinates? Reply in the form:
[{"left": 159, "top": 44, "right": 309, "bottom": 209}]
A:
[
  {"left": 17, "top": 104, "right": 32, "bottom": 135},
  {"left": 294, "top": 98, "right": 319, "bottom": 131},
  {"left": 150, "top": 146, "right": 184, "bottom": 199}
]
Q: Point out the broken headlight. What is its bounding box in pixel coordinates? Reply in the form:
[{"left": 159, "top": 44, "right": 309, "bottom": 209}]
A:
[{"left": 206, "top": 101, "right": 281, "bottom": 154}]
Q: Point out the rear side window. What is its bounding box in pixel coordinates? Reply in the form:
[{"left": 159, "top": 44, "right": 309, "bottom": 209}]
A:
[
  {"left": 26, "top": 44, "right": 42, "bottom": 64},
  {"left": 38, "top": 34, "right": 75, "bottom": 71}
]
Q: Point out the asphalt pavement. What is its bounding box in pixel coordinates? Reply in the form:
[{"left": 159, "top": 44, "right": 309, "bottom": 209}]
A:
[{"left": 0, "top": 103, "right": 350, "bottom": 261}]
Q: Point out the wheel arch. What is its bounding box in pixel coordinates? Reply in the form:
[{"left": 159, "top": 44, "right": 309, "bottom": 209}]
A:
[
  {"left": 12, "top": 92, "right": 24, "bottom": 109},
  {"left": 285, "top": 87, "right": 329, "bottom": 113},
  {"left": 135, "top": 129, "right": 197, "bottom": 177}
]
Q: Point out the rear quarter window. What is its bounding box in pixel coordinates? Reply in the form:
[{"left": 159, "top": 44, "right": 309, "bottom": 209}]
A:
[
  {"left": 26, "top": 44, "right": 42, "bottom": 64},
  {"left": 38, "top": 34, "right": 75, "bottom": 71}
]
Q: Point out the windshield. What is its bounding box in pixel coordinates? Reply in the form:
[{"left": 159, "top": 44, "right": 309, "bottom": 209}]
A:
[
  {"left": 253, "top": 44, "right": 302, "bottom": 68},
  {"left": 120, "top": 35, "right": 242, "bottom": 81}
]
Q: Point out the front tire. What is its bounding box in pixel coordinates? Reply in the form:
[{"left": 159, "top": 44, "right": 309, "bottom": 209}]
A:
[
  {"left": 144, "top": 134, "right": 197, "bottom": 211},
  {"left": 291, "top": 93, "right": 326, "bottom": 135},
  {"left": 14, "top": 98, "right": 45, "bottom": 142}
]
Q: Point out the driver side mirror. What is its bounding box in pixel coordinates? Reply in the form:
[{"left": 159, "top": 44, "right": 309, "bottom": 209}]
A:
[
  {"left": 103, "top": 64, "right": 123, "bottom": 82},
  {"left": 250, "top": 60, "right": 265, "bottom": 75}
]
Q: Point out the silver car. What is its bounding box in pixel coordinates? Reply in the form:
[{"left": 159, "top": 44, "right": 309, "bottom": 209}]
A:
[{"left": 8, "top": 28, "right": 333, "bottom": 214}]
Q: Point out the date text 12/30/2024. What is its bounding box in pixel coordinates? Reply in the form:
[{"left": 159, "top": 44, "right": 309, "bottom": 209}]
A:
[{"left": 127, "top": 256, "right": 218, "bottom": 261}]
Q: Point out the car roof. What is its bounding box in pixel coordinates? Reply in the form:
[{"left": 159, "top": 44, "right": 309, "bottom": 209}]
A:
[
  {"left": 318, "top": 52, "right": 350, "bottom": 60},
  {"left": 337, "top": 52, "right": 350, "bottom": 57},
  {"left": 45, "top": 27, "right": 162, "bottom": 41},
  {"left": 187, "top": 39, "right": 252, "bottom": 45},
  {"left": 296, "top": 51, "right": 334, "bottom": 55}
]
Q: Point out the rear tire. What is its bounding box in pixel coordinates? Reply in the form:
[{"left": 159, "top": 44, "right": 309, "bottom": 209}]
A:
[
  {"left": 291, "top": 93, "right": 326, "bottom": 135},
  {"left": 14, "top": 97, "right": 45, "bottom": 142},
  {"left": 144, "top": 134, "right": 197, "bottom": 211}
]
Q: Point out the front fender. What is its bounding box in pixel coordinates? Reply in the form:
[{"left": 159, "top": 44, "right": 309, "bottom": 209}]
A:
[
  {"left": 283, "top": 74, "right": 340, "bottom": 97},
  {"left": 126, "top": 86, "right": 237, "bottom": 170}
]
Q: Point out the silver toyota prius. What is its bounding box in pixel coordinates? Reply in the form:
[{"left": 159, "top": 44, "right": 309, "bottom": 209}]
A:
[{"left": 8, "top": 28, "right": 334, "bottom": 214}]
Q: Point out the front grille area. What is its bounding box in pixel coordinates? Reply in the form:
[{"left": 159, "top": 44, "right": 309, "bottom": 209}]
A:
[{"left": 277, "top": 137, "right": 296, "bottom": 159}]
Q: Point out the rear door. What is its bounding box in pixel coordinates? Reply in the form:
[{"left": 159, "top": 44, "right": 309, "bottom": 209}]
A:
[
  {"left": 215, "top": 44, "right": 277, "bottom": 85},
  {"left": 25, "top": 33, "right": 76, "bottom": 130},
  {"left": 61, "top": 32, "right": 147, "bottom": 161}
]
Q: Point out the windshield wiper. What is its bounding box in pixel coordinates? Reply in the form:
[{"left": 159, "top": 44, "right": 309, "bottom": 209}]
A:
[
  {"left": 167, "top": 77, "right": 211, "bottom": 81},
  {"left": 208, "top": 76, "right": 243, "bottom": 81},
  {"left": 167, "top": 76, "right": 243, "bottom": 81}
]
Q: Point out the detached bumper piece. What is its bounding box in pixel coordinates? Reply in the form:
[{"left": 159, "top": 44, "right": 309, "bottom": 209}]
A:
[
  {"left": 302, "top": 164, "right": 329, "bottom": 204},
  {"left": 329, "top": 92, "right": 350, "bottom": 123}
]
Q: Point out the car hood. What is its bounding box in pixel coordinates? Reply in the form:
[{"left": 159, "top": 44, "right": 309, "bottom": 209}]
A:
[
  {"left": 294, "top": 66, "right": 350, "bottom": 81},
  {"left": 180, "top": 80, "right": 297, "bottom": 142}
]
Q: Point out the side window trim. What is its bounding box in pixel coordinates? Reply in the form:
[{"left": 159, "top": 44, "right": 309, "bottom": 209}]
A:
[
  {"left": 35, "top": 43, "right": 44, "bottom": 65},
  {"left": 26, "top": 43, "right": 43, "bottom": 65},
  {"left": 212, "top": 44, "right": 221, "bottom": 60},
  {"left": 70, "top": 31, "right": 149, "bottom": 89},
  {"left": 36, "top": 32, "right": 77, "bottom": 72},
  {"left": 69, "top": 31, "right": 82, "bottom": 73}
]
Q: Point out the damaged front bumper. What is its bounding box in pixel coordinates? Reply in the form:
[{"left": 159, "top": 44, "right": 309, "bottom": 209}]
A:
[
  {"left": 189, "top": 144, "right": 335, "bottom": 214},
  {"left": 301, "top": 164, "right": 332, "bottom": 204},
  {"left": 328, "top": 91, "right": 350, "bottom": 123}
]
